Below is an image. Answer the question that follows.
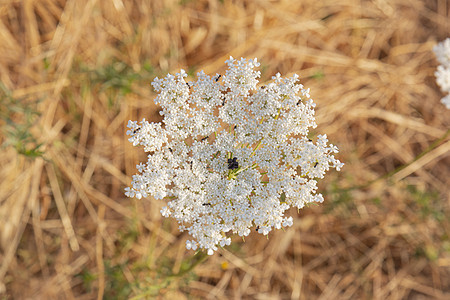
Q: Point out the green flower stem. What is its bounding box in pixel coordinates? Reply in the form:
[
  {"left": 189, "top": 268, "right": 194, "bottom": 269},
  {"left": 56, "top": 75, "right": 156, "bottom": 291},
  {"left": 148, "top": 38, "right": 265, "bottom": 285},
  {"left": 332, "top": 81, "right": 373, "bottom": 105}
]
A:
[
  {"left": 274, "top": 107, "right": 282, "bottom": 120},
  {"left": 235, "top": 163, "right": 258, "bottom": 175},
  {"left": 167, "top": 251, "right": 208, "bottom": 279},
  {"left": 130, "top": 252, "right": 208, "bottom": 300},
  {"left": 250, "top": 140, "right": 263, "bottom": 157}
]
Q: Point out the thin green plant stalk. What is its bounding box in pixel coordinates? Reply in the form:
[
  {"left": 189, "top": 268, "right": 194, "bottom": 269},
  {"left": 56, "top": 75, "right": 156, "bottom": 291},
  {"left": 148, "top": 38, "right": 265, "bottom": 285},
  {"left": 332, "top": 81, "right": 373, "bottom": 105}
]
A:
[
  {"left": 130, "top": 251, "right": 208, "bottom": 300},
  {"left": 167, "top": 251, "right": 209, "bottom": 279}
]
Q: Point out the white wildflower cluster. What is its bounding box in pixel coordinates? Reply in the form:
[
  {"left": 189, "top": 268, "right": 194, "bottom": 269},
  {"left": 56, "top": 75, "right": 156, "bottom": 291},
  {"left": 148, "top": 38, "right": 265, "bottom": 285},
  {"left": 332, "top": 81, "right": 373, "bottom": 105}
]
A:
[
  {"left": 125, "top": 57, "right": 343, "bottom": 255},
  {"left": 433, "top": 38, "right": 450, "bottom": 109}
]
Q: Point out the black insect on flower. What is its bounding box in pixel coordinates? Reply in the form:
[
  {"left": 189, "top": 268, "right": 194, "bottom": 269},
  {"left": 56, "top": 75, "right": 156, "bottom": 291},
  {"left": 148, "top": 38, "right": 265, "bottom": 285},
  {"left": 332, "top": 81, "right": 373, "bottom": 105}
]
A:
[
  {"left": 314, "top": 162, "right": 319, "bottom": 168},
  {"left": 202, "top": 203, "right": 211, "bottom": 206},
  {"left": 227, "top": 157, "right": 239, "bottom": 170},
  {"left": 214, "top": 74, "right": 222, "bottom": 82},
  {"left": 133, "top": 127, "right": 141, "bottom": 134}
]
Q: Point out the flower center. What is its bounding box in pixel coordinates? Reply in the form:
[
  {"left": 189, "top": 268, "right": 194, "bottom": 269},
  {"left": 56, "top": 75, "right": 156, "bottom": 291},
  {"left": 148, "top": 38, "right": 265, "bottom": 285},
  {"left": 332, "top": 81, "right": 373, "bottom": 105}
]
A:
[{"left": 227, "top": 157, "right": 239, "bottom": 170}]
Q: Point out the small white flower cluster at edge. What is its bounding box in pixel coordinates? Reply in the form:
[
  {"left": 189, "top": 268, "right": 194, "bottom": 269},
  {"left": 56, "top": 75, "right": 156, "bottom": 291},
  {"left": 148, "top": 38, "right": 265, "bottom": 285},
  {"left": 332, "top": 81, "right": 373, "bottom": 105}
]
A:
[
  {"left": 125, "top": 57, "right": 343, "bottom": 255},
  {"left": 433, "top": 38, "right": 450, "bottom": 109}
]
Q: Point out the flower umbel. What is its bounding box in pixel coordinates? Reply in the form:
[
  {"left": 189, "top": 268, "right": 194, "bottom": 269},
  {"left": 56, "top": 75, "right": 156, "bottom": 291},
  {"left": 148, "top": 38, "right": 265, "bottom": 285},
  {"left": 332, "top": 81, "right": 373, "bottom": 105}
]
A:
[
  {"left": 433, "top": 38, "right": 450, "bottom": 109},
  {"left": 126, "top": 57, "right": 343, "bottom": 255}
]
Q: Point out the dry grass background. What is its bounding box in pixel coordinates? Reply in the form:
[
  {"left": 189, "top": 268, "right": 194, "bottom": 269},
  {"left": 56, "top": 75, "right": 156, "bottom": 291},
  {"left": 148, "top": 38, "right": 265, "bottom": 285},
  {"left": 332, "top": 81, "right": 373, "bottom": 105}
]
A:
[{"left": 0, "top": 0, "right": 449, "bottom": 299}]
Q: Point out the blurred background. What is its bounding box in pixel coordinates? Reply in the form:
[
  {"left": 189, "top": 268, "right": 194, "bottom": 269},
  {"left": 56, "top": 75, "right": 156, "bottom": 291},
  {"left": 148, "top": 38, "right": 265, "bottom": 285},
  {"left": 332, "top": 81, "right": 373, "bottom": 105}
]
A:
[{"left": 0, "top": 0, "right": 449, "bottom": 299}]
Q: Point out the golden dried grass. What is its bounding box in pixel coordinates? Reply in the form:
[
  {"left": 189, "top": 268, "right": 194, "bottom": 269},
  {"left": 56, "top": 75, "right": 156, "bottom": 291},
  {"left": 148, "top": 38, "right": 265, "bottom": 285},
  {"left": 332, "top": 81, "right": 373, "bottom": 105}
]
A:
[{"left": 0, "top": 0, "right": 449, "bottom": 298}]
